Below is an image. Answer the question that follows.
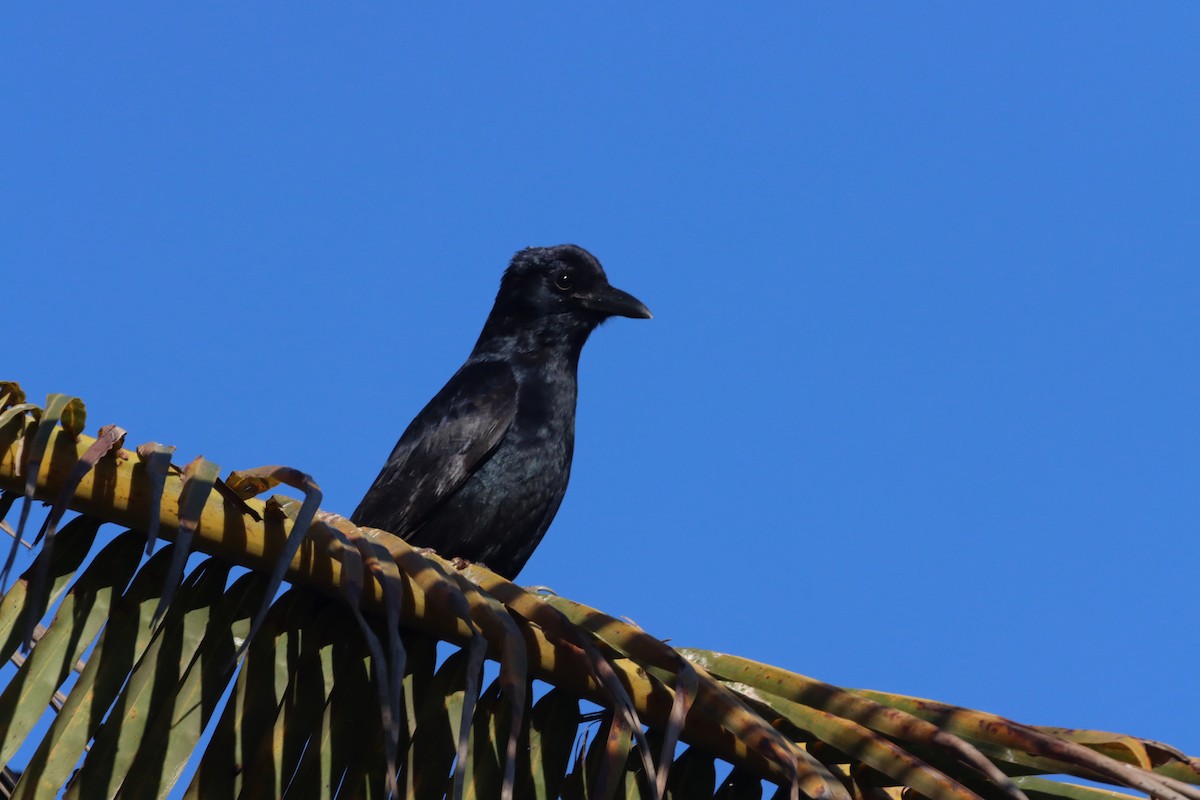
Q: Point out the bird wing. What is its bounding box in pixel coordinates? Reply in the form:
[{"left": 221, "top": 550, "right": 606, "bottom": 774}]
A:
[{"left": 351, "top": 359, "right": 519, "bottom": 537}]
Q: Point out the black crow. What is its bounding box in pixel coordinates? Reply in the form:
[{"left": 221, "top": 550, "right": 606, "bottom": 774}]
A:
[{"left": 351, "top": 244, "right": 651, "bottom": 579}]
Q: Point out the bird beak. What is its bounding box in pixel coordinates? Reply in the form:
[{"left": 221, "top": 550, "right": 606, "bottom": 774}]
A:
[{"left": 575, "top": 284, "right": 653, "bottom": 320}]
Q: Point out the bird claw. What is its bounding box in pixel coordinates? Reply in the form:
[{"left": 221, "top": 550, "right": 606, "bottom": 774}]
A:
[{"left": 412, "top": 547, "right": 471, "bottom": 573}]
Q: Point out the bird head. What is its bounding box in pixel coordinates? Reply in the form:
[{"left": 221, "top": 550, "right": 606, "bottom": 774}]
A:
[{"left": 477, "top": 244, "right": 651, "bottom": 351}]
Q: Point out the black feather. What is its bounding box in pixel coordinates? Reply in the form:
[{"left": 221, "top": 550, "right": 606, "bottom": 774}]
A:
[{"left": 351, "top": 244, "right": 650, "bottom": 579}]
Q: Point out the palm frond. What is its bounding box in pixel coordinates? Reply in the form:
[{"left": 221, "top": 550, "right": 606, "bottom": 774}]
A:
[{"left": 0, "top": 383, "right": 1195, "bottom": 799}]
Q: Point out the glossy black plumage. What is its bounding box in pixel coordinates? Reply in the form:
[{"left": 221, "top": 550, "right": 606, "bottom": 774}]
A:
[{"left": 351, "top": 244, "right": 651, "bottom": 578}]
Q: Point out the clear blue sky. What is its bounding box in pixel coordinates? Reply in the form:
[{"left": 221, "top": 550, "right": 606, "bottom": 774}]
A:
[{"left": 4, "top": 2, "right": 1197, "bottom": 764}]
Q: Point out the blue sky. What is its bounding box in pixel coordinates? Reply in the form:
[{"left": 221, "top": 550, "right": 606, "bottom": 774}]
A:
[{"left": 4, "top": 1, "right": 1197, "bottom": 768}]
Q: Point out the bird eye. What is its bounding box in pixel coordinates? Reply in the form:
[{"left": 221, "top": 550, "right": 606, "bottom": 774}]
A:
[{"left": 553, "top": 271, "right": 573, "bottom": 292}]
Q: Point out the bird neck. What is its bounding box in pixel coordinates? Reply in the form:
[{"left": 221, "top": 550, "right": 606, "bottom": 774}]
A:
[{"left": 472, "top": 315, "right": 594, "bottom": 363}]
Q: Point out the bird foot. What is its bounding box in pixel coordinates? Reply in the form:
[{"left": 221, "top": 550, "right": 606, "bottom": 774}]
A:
[{"left": 450, "top": 557, "right": 473, "bottom": 571}]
